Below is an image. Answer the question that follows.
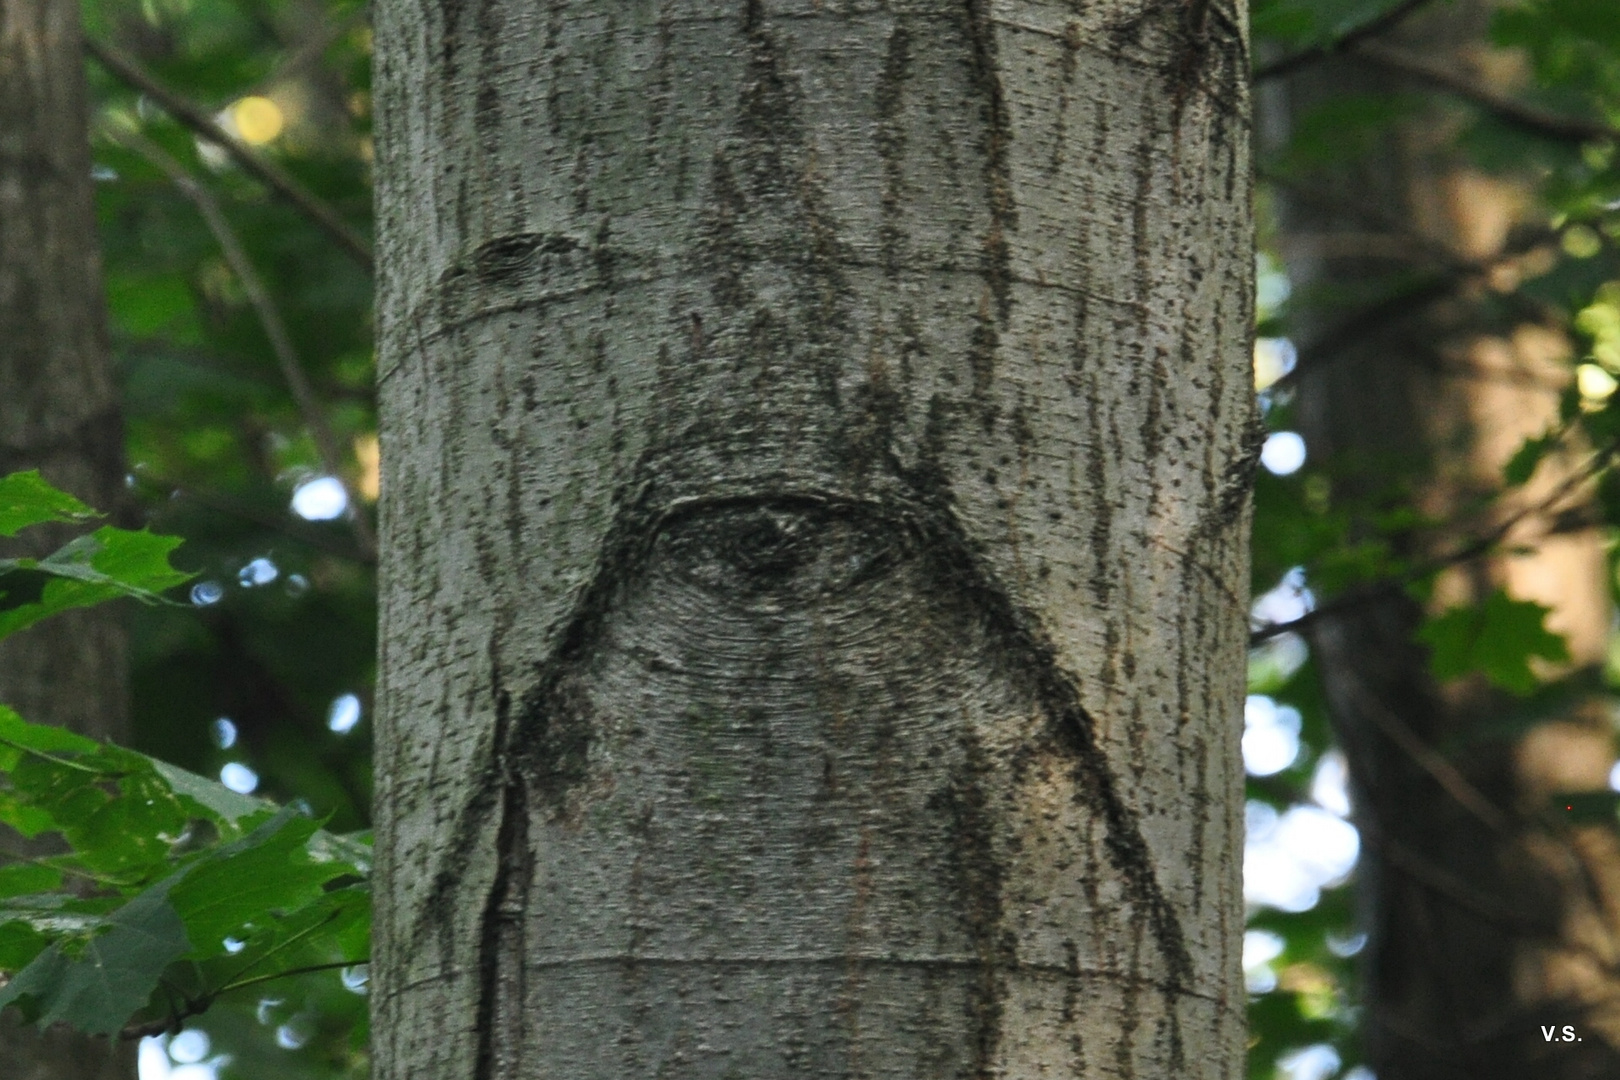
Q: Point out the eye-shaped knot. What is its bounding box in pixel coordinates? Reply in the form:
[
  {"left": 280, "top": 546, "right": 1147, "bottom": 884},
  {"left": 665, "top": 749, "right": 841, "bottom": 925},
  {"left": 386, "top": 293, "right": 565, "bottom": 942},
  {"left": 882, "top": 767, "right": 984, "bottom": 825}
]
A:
[
  {"left": 653, "top": 498, "right": 907, "bottom": 601},
  {"left": 721, "top": 508, "right": 818, "bottom": 578}
]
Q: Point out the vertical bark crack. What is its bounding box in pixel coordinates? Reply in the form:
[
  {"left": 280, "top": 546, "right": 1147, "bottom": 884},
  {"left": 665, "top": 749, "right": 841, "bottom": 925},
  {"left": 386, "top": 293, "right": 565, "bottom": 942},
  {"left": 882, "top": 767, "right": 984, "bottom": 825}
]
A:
[{"left": 473, "top": 775, "right": 531, "bottom": 1080}]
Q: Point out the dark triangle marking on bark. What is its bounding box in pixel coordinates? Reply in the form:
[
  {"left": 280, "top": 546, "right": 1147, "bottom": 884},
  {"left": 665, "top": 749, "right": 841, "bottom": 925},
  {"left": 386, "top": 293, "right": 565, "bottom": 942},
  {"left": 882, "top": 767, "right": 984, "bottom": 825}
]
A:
[
  {"left": 412, "top": 660, "right": 509, "bottom": 968},
  {"left": 445, "top": 436, "right": 1196, "bottom": 1073},
  {"left": 898, "top": 455, "right": 1197, "bottom": 992},
  {"left": 410, "top": 475, "right": 669, "bottom": 968}
]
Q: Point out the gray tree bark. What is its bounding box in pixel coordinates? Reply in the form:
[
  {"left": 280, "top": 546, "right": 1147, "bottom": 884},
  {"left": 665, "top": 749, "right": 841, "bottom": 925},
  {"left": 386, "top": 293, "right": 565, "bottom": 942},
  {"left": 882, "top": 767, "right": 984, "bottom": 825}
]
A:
[
  {"left": 373, "top": 2, "right": 1255, "bottom": 1078},
  {"left": 0, "top": 0, "right": 133, "bottom": 1076}
]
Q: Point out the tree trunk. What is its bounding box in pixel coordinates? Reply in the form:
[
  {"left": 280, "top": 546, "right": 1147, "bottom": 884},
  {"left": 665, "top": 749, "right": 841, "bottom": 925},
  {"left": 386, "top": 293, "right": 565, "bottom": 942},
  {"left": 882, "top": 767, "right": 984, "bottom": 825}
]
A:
[
  {"left": 1277, "top": 5, "right": 1620, "bottom": 1076},
  {"left": 373, "top": 3, "right": 1255, "bottom": 1077},
  {"left": 0, "top": 0, "right": 132, "bottom": 1076}
]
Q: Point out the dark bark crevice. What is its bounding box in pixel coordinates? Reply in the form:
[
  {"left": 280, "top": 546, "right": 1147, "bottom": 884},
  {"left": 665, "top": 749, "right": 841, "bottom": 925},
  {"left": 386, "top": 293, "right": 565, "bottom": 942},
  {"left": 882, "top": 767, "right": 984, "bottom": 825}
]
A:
[{"left": 958, "top": 0, "right": 1015, "bottom": 323}]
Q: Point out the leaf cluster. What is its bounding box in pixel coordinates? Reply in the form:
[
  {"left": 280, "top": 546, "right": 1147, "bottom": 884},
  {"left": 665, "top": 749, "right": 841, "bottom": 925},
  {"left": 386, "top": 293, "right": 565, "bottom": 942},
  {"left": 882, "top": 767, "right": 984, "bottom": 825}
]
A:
[{"left": 0, "top": 472, "right": 368, "bottom": 1047}]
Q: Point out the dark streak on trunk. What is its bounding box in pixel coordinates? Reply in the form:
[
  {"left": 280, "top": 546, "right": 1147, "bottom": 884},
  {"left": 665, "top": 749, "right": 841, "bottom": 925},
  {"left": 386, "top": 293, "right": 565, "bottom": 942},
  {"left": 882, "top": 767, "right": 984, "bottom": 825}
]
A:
[
  {"left": 929, "top": 731, "right": 1008, "bottom": 1080},
  {"left": 960, "top": 0, "right": 1015, "bottom": 324},
  {"left": 875, "top": 22, "right": 912, "bottom": 277},
  {"left": 473, "top": 776, "right": 531, "bottom": 1080}
]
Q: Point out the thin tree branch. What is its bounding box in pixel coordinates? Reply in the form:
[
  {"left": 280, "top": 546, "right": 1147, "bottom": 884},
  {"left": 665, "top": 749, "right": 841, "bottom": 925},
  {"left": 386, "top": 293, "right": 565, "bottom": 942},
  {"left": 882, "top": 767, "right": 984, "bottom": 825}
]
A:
[
  {"left": 1354, "top": 42, "right": 1620, "bottom": 145},
  {"left": 1262, "top": 166, "right": 1514, "bottom": 275},
  {"left": 0, "top": 851, "right": 138, "bottom": 890},
  {"left": 1380, "top": 834, "right": 1536, "bottom": 928},
  {"left": 216, "top": 909, "right": 344, "bottom": 993},
  {"left": 216, "top": 957, "right": 366, "bottom": 998},
  {"left": 1253, "top": 0, "right": 1442, "bottom": 83},
  {"left": 0, "top": 736, "right": 114, "bottom": 776},
  {"left": 131, "top": 471, "right": 374, "bottom": 565},
  {"left": 84, "top": 39, "right": 373, "bottom": 272},
  {"left": 1251, "top": 437, "right": 1614, "bottom": 645},
  {"left": 108, "top": 129, "right": 376, "bottom": 559},
  {"left": 1258, "top": 166, "right": 1567, "bottom": 396},
  {"left": 1341, "top": 679, "right": 1511, "bottom": 834},
  {"left": 118, "top": 958, "right": 369, "bottom": 1039},
  {"left": 1266, "top": 275, "right": 1457, "bottom": 395},
  {"left": 115, "top": 335, "right": 377, "bottom": 405},
  {"left": 244, "top": 9, "right": 368, "bottom": 99}
]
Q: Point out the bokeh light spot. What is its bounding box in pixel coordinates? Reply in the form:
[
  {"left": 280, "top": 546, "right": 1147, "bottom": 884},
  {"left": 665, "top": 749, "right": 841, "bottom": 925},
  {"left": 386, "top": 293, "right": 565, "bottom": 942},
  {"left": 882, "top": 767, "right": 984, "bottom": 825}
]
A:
[
  {"left": 220, "top": 762, "right": 259, "bottom": 794},
  {"left": 1253, "top": 337, "right": 1298, "bottom": 391},
  {"left": 1243, "top": 695, "right": 1302, "bottom": 777},
  {"left": 291, "top": 477, "right": 348, "bottom": 521},
  {"left": 238, "top": 557, "right": 279, "bottom": 587},
  {"left": 1261, "top": 431, "right": 1307, "bottom": 476},
  {"left": 1278, "top": 1044, "right": 1341, "bottom": 1080},
  {"left": 168, "top": 1030, "right": 210, "bottom": 1064},
  {"left": 342, "top": 964, "right": 370, "bottom": 994},
  {"left": 327, "top": 693, "right": 362, "bottom": 734},
  {"left": 1578, "top": 362, "right": 1617, "bottom": 403},
  {"left": 190, "top": 581, "right": 224, "bottom": 607},
  {"left": 230, "top": 96, "right": 284, "bottom": 145}
]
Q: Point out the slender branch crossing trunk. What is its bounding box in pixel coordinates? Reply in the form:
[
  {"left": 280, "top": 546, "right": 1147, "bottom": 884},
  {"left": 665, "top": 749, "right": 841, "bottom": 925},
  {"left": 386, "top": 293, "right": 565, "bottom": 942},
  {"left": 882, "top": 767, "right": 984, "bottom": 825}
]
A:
[
  {"left": 0, "top": 0, "right": 131, "bottom": 1076},
  {"left": 374, "top": 2, "right": 1255, "bottom": 1077}
]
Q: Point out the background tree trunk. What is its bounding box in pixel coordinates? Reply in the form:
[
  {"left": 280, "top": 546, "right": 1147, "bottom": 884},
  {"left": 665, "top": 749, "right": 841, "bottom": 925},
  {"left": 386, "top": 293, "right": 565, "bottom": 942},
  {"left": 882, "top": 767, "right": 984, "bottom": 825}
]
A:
[
  {"left": 1277, "top": 3, "right": 1620, "bottom": 1075},
  {"left": 373, "top": 2, "right": 1255, "bottom": 1077},
  {"left": 0, "top": 0, "right": 132, "bottom": 1076}
]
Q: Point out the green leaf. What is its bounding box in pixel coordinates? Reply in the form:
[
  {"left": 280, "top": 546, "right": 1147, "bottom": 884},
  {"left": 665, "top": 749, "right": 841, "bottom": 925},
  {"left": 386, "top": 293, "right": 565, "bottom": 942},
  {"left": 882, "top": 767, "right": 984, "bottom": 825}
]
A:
[
  {"left": 307, "top": 829, "right": 372, "bottom": 877},
  {"left": 0, "top": 792, "right": 59, "bottom": 840},
  {"left": 0, "top": 527, "right": 192, "bottom": 639},
  {"left": 28, "top": 528, "right": 192, "bottom": 597},
  {"left": 0, "top": 473, "right": 97, "bottom": 538},
  {"left": 0, "top": 710, "right": 192, "bottom": 879},
  {"left": 0, "top": 922, "right": 49, "bottom": 972},
  {"left": 169, "top": 811, "right": 354, "bottom": 960},
  {"left": 207, "top": 883, "right": 370, "bottom": 991},
  {"left": 76, "top": 527, "right": 192, "bottom": 592},
  {"left": 0, "top": 896, "right": 110, "bottom": 939},
  {"left": 1417, "top": 589, "right": 1572, "bottom": 695},
  {"left": 152, "top": 758, "right": 271, "bottom": 827},
  {"left": 1504, "top": 430, "right": 1558, "bottom": 486},
  {"left": 0, "top": 705, "right": 102, "bottom": 757},
  {"left": 0, "top": 866, "right": 63, "bottom": 900},
  {"left": 0, "top": 875, "right": 191, "bottom": 1036},
  {"left": 71, "top": 769, "right": 191, "bottom": 876}
]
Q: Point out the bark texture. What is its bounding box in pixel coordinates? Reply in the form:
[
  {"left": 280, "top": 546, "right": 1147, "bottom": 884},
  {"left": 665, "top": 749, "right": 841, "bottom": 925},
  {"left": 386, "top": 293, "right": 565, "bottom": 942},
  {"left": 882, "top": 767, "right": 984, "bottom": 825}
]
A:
[
  {"left": 1278, "top": 4, "right": 1620, "bottom": 1076},
  {"left": 0, "top": 0, "right": 132, "bottom": 1076},
  {"left": 374, "top": 2, "right": 1255, "bottom": 1077}
]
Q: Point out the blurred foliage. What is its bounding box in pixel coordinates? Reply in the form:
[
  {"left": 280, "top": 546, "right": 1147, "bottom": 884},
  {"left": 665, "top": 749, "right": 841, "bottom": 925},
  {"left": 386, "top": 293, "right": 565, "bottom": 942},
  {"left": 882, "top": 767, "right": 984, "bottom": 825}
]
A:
[
  {"left": 0, "top": 473, "right": 367, "bottom": 1071},
  {"left": 79, "top": 0, "right": 374, "bottom": 1073},
  {"left": 1417, "top": 589, "right": 1570, "bottom": 694},
  {"left": 1250, "top": 0, "right": 1620, "bottom": 1075}
]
